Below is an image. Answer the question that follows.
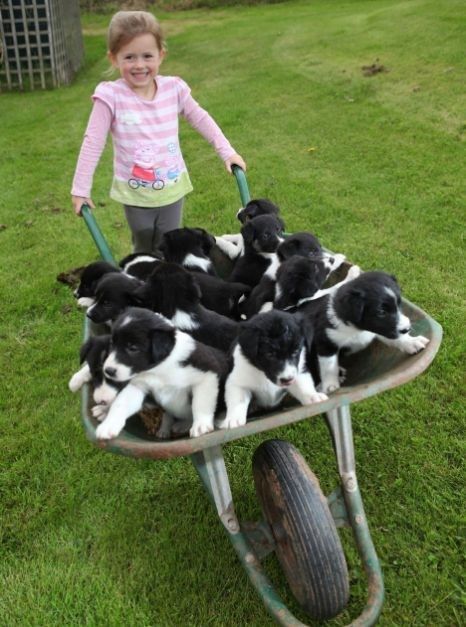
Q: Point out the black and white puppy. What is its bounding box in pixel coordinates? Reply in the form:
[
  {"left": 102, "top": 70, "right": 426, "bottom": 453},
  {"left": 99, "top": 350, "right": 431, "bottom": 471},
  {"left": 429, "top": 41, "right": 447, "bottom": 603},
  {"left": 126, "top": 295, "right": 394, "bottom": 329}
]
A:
[
  {"left": 217, "top": 310, "right": 327, "bottom": 430},
  {"left": 136, "top": 263, "right": 240, "bottom": 352},
  {"left": 297, "top": 271, "right": 430, "bottom": 394},
  {"left": 86, "top": 273, "right": 144, "bottom": 325},
  {"left": 215, "top": 198, "right": 282, "bottom": 260},
  {"left": 119, "top": 252, "right": 162, "bottom": 281},
  {"left": 74, "top": 261, "right": 119, "bottom": 309},
  {"left": 159, "top": 227, "right": 217, "bottom": 275},
  {"left": 95, "top": 308, "right": 228, "bottom": 440},
  {"left": 238, "top": 230, "right": 346, "bottom": 318},
  {"left": 68, "top": 334, "right": 124, "bottom": 418},
  {"left": 228, "top": 214, "right": 285, "bottom": 288}
]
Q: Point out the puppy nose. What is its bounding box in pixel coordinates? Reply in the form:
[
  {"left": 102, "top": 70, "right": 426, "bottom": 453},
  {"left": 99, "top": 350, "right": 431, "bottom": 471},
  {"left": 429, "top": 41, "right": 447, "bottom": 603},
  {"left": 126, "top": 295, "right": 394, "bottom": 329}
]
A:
[
  {"left": 279, "top": 377, "right": 294, "bottom": 386},
  {"left": 104, "top": 367, "right": 117, "bottom": 378}
]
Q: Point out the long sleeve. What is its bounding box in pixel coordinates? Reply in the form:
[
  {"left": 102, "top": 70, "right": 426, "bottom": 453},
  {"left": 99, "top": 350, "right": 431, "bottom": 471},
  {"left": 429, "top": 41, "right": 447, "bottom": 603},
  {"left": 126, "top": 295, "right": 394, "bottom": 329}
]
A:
[
  {"left": 71, "top": 99, "right": 113, "bottom": 197},
  {"left": 180, "top": 90, "right": 236, "bottom": 162}
]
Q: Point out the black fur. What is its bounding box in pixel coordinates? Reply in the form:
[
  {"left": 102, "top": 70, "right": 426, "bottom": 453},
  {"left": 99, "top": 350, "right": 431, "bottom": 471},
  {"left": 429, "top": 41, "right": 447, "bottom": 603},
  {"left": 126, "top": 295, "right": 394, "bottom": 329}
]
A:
[
  {"left": 159, "top": 227, "right": 217, "bottom": 274},
  {"left": 228, "top": 214, "right": 285, "bottom": 287},
  {"left": 136, "top": 263, "right": 240, "bottom": 352},
  {"left": 74, "top": 261, "right": 119, "bottom": 302},
  {"left": 86, "top": 273, "right": 144, "bottom": 325},
  {"left": 237, "top": 198, "right": 281, "bottom": 224}
]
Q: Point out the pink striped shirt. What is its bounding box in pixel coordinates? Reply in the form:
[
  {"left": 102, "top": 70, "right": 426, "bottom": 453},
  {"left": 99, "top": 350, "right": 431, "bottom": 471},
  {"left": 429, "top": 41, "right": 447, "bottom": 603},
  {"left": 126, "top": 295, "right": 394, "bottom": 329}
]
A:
[{"left": 72, "top": 76, "right": 236, "bottom": 207}]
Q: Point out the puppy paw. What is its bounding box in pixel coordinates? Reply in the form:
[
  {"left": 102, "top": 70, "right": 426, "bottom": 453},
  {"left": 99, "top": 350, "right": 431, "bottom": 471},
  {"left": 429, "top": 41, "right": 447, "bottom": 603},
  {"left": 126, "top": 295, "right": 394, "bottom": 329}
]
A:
[
  {"left": 91, "top": 404, "right": 109, "bottom": 422},
  {"left": 338, "top": 366, "right": 347, "bottom": 383},
  {"left": 347, "top": 265, "right": 362, "bottom": 279},
  {"left": 301, "top": 391, "right": 329, "bottom": 404},
  {"left": 68, "top": 374, "right": 83, "bottom": 393},
  {"left": 322, "top": 381, "right": 341, "bottom": 394},
  {"left": 95, "top": 419, "right": 124, "bottom": 440},
  {"left": 170, "top": 419, "right": 192, "bottom": 438},
  {"left": 190, "top": 420, "right": 214, "bottom": 438},
  {"left": 402, "top": 334, "right": 430, "bottom": 354},
  {"left": 216, "top": 415, "right": 247, "bottom": 430}
]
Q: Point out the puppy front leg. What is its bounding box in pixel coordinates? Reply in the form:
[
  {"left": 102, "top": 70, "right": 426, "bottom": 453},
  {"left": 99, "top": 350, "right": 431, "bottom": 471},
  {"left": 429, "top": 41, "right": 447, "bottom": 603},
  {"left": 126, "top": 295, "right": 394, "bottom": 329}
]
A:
[
  {"left": 95, "top": 384, "right": 145, "bottom": 440},
  {"left": 190, "top": 373, "right": 219, "bottom": 437},
  {"left": 378, "top": 333, "right": 430, "bottom": 354},
  {"left": 289, "top": 372, "right": 328, "bottom": 405},
  {"left": 215, "top": 235, "right": 243, "bottom": 260},
  {"left": 318, "top": 354, "right": 341, "bottom": 394},
  {"left": 68, "top": 363, "right": 91, "bottom": 392},
  {"left": 217, "top": 383, "right": 252, "bottom": 430}
]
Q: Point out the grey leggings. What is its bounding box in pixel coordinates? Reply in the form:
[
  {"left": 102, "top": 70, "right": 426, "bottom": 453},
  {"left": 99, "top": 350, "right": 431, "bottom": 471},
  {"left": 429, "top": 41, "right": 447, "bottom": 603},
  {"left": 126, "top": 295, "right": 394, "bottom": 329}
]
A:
[{"left": 124, "top": 197, "right": 184, "bottom": 253}]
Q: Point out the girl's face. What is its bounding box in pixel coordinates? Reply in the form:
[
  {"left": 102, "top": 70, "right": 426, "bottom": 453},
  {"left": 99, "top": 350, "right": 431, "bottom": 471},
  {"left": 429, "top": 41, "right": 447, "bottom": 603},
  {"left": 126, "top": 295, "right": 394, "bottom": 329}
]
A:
[{"left": 109, "top": 33, "right": 165, "bottom": 98}]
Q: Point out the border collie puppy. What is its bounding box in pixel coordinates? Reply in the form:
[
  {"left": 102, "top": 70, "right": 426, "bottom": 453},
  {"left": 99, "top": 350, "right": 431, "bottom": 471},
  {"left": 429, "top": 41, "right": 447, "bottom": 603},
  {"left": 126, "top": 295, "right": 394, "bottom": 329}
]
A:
[
  {"left": 296, "top": 271, "right": 430, "bottom": 394},
  {"left": 74, "top": 261, "right": 119, "bottom": 309},
  {"left": 217, "top": 310, "right": 327, "bottom": 430},
  {"left": 119, "top": 252, "right": 162, "bottom": 281},
  {"left": 159, "top": 227, "right": 217, "bottom": 275},
  {"left": 228, "top": 214, "right": 285, "bottom": 288},
  {"left": 86, "top": 273, "right": 144, "bottom": 325},
  {"left": 68, "top": 334, "right": 124, "bottom": 417},
  {"left": 95, "top": 308, "right": 228, "bottom": 440},
  {"left": 136, "top": 263, "right": 240, "bottom": 352},
  {"left": 238, "top": 231, "right": 346, "bottom": 318},
  {"left": 215, "top": 198, "right": 282, "bottom": 260}
]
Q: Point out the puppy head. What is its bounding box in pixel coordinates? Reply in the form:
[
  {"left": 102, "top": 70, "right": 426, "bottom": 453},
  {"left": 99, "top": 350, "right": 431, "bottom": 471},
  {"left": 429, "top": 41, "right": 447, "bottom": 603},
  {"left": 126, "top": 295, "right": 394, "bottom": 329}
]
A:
[
  {"left": 334, "top": 271, "right": 410, "bottom": 339},
  {"left": 237, "top": 198, "right": 281, "bottom": 224},
  {"left": 160, "top": 227, "right": 216, "bottom": 260},
  {"left": 138, "top": 262, "right": 202, "bottom": 317},
  {"left": 277, "top": 232, "right": 322, "bottom": 261},
  {"left": 239, "top": 310, "right": 306, "bottom": 386},
  {"left": 103, "top": 308, "right": 176, "bottom": 382},
  {"left": 241, "top": 215, "right": 285, "bottom": 254},
  {"left": 86, "top": 273, "right": 144, "bottom": 324},
  {"left": 74, "top": 261, "right": 119, "bottom": 307},
  {"left": 275, "top": 256, "right": 328, "bottom": 309}
]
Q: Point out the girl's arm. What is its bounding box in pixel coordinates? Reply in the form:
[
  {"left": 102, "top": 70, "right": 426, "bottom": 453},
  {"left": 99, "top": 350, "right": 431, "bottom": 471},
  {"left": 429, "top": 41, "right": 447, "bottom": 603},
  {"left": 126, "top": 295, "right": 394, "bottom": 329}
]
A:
[
  {"left": 71, "top": 99, "right": 113, "bottom": 215},
  {"left": 181, "top": 91, "right": 246, "bottom": 172}
]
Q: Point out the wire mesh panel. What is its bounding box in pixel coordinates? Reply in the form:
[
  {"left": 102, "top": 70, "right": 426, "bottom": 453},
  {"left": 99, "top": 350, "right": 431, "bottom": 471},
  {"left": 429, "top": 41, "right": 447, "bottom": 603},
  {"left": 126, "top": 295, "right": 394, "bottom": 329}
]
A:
[{"left": 0, "top": 0, "right": 83, "bottom": 90}]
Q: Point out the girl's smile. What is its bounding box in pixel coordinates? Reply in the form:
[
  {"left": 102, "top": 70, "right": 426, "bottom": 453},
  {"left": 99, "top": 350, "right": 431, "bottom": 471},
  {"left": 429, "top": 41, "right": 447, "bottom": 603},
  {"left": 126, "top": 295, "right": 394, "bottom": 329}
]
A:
[{"left": 109, "top": 33, "right": 165, "bottom": 99}]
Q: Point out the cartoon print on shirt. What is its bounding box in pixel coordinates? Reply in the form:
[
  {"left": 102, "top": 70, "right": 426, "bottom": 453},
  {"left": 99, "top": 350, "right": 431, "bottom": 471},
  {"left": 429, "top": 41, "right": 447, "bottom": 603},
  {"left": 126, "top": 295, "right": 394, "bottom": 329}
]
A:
[{"left": 128, "top": 143, "right": 165, "bottom": 191}]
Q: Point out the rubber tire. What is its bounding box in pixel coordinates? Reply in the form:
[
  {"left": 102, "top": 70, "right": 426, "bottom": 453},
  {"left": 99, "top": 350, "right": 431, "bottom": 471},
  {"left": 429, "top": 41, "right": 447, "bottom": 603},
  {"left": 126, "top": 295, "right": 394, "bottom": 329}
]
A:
[{"left": 252, "top": 439, "right": 350, "bottom": 620}]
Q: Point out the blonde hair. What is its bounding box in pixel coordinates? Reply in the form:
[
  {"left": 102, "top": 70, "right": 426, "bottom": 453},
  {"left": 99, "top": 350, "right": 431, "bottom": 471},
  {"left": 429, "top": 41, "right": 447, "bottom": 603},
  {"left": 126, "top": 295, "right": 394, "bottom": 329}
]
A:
[{"left": 107, "top": 11, "right": 166, "bottom": 55}]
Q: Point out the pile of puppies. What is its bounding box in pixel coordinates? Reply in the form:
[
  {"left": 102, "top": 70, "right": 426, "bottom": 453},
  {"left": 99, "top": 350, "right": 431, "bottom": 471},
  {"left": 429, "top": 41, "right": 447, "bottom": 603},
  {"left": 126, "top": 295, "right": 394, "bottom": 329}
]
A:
[{"left": 69, "top": 198, "right": 430, "bottom": 441}]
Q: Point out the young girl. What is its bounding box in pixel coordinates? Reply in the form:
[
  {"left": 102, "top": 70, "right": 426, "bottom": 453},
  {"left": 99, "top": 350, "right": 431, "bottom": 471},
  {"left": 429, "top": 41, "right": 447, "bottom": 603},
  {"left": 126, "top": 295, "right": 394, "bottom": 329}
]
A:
[{"left": 71, "top": 10, "right": 246, "bottom": 253}]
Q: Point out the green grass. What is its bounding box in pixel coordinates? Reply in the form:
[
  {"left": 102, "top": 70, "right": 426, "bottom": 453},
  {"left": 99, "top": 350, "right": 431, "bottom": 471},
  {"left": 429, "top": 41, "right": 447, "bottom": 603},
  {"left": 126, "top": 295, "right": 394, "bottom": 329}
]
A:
[{"left": 0, "top": 0, "right": 464, "bottom": 624}]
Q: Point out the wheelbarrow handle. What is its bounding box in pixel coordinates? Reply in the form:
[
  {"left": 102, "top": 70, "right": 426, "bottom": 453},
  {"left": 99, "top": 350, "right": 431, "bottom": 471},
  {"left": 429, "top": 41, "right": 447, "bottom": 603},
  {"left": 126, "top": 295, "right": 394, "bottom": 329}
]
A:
[
  {"left": 80, "top": 204, "right": 117, "bottom": 265},
  {"left": 232, "top": 165, "right": 251, "bottom": 207}
]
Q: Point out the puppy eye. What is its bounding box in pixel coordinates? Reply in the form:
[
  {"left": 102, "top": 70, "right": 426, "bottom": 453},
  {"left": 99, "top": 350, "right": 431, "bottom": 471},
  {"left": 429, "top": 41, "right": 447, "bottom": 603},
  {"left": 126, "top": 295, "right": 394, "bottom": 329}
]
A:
[{"left": 126, "top": 343, "right": 139, "bottom": 353}]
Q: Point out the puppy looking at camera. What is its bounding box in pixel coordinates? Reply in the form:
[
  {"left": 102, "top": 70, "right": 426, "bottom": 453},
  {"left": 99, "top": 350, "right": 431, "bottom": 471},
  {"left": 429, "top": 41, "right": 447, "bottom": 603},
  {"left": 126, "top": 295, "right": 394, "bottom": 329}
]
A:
[
  {"left": 296, "top": 271, "right": 430, "bottom": 395},
  {"left": 95, "top": 308, "right": 228, "bottom": 440},
  {"left": 217, "top": 310, "right": 327, "bottom": 431}
]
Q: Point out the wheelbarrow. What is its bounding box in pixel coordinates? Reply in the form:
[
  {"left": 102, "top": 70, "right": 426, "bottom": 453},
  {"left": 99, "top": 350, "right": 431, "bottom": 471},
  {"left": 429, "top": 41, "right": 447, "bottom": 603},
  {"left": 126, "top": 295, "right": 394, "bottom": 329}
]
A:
[{"left": 78, "top": 167, "right": 442, "bottom": 625}]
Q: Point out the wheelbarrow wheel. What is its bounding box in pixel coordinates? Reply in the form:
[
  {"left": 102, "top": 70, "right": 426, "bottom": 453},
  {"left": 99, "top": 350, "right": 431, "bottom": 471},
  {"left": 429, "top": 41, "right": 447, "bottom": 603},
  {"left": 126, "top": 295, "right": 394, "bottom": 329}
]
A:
[{"left": 252, "top": 439, "right": 349, "bottom": 620}]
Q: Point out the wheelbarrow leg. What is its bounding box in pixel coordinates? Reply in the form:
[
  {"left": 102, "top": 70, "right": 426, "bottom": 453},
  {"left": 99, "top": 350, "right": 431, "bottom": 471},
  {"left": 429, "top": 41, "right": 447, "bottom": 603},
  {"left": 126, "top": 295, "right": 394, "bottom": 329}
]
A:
[
  {"left": 191, "top": 446, "right": 309, "bottom": 626},
  {"left": 191, "top": 445, "right": 240, "bottom": 533},
  {"left": 326, "top": 405, "right": 385, "bottom": 626}
]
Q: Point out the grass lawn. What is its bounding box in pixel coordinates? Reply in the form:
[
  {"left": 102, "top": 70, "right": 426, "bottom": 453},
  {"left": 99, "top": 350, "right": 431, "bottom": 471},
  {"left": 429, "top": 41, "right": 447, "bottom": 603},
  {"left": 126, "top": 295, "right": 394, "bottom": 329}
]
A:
[{"left": 0, "top": 0, "right": 464, "bottom": 624}]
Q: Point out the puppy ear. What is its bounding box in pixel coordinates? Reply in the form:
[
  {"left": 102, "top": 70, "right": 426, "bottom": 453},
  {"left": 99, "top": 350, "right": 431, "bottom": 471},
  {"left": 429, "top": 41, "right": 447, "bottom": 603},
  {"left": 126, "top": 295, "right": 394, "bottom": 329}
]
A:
[
  {"left": 241, "top": 221, "right": 255, "bottom": 244},
  {"left": 239, "top": 322, "right": 260, "bottom": 358},
  {"left": 79, "top": 337, "right": 94, "bottom": 363},
  {"left": 344, "top": 288, "right": 366, "bottom": 324},
  {"left": 150, "top": 328, "right": 175, "bottom": 364},
  {"left": 201, "top": 231, "right": 216, "bottom": 255},
  {"left": 276, "top": 216, "right": 286, "bottom": 232}
]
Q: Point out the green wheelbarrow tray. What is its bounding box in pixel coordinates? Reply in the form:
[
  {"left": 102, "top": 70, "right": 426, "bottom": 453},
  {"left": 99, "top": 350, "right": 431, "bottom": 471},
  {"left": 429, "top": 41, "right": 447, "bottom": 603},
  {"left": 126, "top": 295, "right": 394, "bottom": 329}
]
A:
[{"left": 78, "top": 167, "right": 442, "bottom": 626}]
